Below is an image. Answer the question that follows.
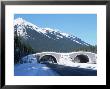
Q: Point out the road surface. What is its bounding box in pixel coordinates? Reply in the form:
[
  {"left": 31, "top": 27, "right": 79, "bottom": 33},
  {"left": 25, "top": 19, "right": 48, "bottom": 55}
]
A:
[
  {"left": 14, "top": 63, "right": 97, "bottom": 76},
  {"left": 46, "top": 63, "right": 97, "bottom": 76}
]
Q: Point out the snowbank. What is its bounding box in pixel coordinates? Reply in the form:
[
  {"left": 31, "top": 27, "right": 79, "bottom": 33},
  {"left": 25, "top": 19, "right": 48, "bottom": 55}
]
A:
[
  {"left": 14, "top": 63, "right": 59, "bottom": 76},
  {"left": 21, "top": 54, "right": 37, "bottom": 63}
]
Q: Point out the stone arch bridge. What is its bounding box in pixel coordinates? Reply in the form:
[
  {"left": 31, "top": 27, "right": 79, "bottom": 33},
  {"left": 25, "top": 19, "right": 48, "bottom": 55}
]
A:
[{"left": 35, "top": 52, "right": 97, "bottom": 64}]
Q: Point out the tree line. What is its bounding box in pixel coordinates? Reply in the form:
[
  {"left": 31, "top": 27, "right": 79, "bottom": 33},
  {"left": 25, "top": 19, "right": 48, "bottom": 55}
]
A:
[
  {"left": 73, "top": 45, "right": 97, "bottom": 53},
  {"left": 14, "top": 35, "right": 35, "bottom": 64}
]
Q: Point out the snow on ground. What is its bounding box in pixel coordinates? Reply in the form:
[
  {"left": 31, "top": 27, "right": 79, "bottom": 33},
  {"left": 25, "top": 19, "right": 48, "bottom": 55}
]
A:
[
  {"left": 21, "top": 54, "right": 37, "bottom": 63},
  {"left": 14, "top": 54, "right": 59, "bottom": 76},
  {"left": 58, "top": 53, "right": 97, "bottom": 70},
  {"left": 15, "top": 53, "right": 97, "bottom": 76},
  {"left": 59, "top": 61, "right": 97, "bottom": 70},
  {"left": 14, "top": 63, "right": 59, "bottom": 76}
]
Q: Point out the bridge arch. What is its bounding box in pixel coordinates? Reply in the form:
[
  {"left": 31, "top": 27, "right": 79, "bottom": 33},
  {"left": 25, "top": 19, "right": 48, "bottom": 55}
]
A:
[
  {"left": 39, "top": 55, "right": 57, "bottom": 63},
  {"left": 69, "top": 52, "right": 96, "bottom": 64},
  {"left": 36, "top": 52, "right": 61, "bottom": 63},
  {"left": 73, "top": 54, "right": 89, "bottom": 63}
]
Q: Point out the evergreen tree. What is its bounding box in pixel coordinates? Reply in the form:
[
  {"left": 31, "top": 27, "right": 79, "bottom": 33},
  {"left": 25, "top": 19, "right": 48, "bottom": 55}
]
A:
[{"left": 14, "top": 35, "right": 35, "bottom": 64}]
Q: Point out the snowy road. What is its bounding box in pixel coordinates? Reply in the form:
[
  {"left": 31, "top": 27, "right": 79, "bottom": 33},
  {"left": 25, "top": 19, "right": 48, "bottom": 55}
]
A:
[
  {"left": 14, "top": 63, "right": 59, "bottom": 76},
  {"left": 46, "top": 63, "right": 97, "bottom": 76},
  {"left": 14, "top": 62, "right": 97, "bottom": 76}
]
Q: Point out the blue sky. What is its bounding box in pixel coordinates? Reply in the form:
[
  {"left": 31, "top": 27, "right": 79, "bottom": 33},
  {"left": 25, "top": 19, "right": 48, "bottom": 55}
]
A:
[{"left": 14, "top": 14, "right": 97, "bottom": 46}]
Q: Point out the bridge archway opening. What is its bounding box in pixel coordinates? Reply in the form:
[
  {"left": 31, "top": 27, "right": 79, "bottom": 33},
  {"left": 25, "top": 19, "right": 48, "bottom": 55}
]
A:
[
  {"left": 40, "top": 55, "right": 57, "bottom": 64},
  {"left": 74, "top": 54, "right": 89, "bottom": 63}
]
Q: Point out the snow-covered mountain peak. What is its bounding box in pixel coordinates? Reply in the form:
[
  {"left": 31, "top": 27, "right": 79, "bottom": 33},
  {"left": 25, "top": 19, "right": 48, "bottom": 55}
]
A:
[
  {"left": 14, "top": 18, "right": 59, "bottom": 34},
  {"left": 14, "top": 18, "right": 61, "bottom": 34},
  {"left": 14, "top": 18, "right": 39, "bottom": 29},
  {"left": 14, "top": 18, "right": 25, "bottom": 25},
  {"left": 14, "top": 18, "right": 91, "bottom": 46}
]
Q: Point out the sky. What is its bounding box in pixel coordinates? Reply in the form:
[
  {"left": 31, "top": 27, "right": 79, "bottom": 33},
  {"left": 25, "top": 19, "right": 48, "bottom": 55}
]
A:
[{"left": 14, "top": 14, "right": 97, "bottom": 46}]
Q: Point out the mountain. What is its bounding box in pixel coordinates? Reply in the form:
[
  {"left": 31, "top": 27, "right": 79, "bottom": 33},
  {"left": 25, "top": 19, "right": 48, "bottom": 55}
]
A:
[{"left": 14, "top": 18, "right": 92, "bottom": 52}]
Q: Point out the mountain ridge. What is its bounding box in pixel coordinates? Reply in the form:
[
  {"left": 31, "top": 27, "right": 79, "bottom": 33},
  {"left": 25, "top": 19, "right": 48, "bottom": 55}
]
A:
[{"left": 14, "top": 18, "right": 92, "bottom": 52}]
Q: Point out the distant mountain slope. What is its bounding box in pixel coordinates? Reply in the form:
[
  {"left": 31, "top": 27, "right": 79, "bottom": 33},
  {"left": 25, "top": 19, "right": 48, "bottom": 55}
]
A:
[{"left": 14, "top": 18, "right": 93, "bottom": 52}]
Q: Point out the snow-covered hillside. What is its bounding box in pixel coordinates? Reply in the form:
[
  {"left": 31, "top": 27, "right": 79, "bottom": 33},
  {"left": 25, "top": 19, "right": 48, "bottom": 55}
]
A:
[{"left": 14, "top": 18, "right": 90, "bottom": 46}]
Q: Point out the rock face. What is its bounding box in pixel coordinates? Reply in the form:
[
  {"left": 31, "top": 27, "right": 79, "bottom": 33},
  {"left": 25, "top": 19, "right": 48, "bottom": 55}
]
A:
[{"left": 35, "top": 52, "right": 97, "bottom": 64}]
